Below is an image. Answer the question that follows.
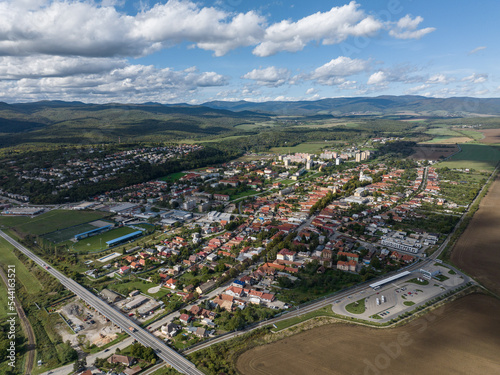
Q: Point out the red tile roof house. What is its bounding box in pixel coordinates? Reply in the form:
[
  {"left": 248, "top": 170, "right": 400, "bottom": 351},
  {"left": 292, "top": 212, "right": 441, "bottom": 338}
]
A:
[
  {"left": 119, "top": 266, "right": 131, "bottom": 274},
  {"left": 190, "top": 305, "right": 202, "bottom": 316},
  {"left": 164, "top": 278, "right": 177, "bottom": 289},
  {"left": 225, "top": 286, "right": 245, "bottom": 298},
  {"left": 179, "top": 313, "right": 192, "bottom": 324},
  {"left": 107, "top": 354, "right": 136, "bottom": 367}
]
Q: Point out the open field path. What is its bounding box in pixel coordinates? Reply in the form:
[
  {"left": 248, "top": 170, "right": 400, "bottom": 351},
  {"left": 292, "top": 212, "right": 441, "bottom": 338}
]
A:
[{"left": 0, "top": 266, "right": 36, "bottom": 375}]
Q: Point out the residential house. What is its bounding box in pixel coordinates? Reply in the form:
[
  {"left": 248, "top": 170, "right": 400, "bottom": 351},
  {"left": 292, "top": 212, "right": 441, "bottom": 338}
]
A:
[
  {"left": 276, "top": 248, "right": 296, "bottom": 261},
  {"left": 107, "top": 354, "right": 136, "bottom": 367},
  {"left": 179, "top": 314, "right": 192, "bottom": 324},
  {"left": 119, "top": 266, "right": 131, "bottom": 275},
  {"left": 164, "top": 278, "right": 177, "bottom": 289},
  {"left": 196, "top": 280, "right": 216, "bottom": 295},
  {"left": 161, "top": 322, "right": 180, "bottom": 338}
]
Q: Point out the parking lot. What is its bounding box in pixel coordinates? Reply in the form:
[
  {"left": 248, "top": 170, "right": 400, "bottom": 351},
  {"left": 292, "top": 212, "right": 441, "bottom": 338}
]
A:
[{"left": 332, "top": 266, "right": 468, "bottom": 322}]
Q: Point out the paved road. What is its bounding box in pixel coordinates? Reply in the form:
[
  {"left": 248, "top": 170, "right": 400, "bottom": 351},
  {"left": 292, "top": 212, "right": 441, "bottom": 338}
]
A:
[
  {"left": 185, "top": 257, "right": 439, "bottom": 354},
  {"left": 0, "top": 230, "right": 203, "bottom": 375}
]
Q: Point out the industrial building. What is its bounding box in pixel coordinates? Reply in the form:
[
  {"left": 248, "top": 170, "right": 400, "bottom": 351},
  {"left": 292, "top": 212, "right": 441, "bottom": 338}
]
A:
[{"left": 106, "top": 230, "right": 142, "bottom": 247}]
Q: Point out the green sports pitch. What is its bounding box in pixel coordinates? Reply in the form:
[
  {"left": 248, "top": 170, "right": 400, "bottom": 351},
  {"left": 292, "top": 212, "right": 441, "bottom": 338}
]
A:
[
  {"left": 43, "top": 223, "right": 99, "bottom": 243},
  {"left": 71, "top": 226, "right": 140, "bottom": 252}
]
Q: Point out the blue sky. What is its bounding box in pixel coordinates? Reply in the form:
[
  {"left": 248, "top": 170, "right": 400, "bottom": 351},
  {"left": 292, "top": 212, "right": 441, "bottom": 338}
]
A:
[{"left": 0, "top": 0, "right": 496, "bottom": 103}]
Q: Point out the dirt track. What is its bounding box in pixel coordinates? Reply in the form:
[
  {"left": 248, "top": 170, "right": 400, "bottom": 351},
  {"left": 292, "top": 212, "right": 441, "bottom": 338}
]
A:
[
  {"left": 451, "top": 174, "right": 500, "bottom": 296},
  {"left": 237, "top": 294, "right": 500, "bottom": 375},
  {"left": 0, "top": 267, "right": 36, "bottom": 375}
]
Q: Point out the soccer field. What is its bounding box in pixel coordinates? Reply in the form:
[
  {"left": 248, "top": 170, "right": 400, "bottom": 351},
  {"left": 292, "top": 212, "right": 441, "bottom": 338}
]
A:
[
  {"left": 43, "top": 223, "right": 97, "bottom": 243},
  {"left": 71, "top": 226, "right": 139, "bottom": 252}
]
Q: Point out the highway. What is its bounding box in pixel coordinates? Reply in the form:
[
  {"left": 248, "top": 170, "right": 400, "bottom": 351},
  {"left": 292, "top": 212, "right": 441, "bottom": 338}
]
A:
[{"left": 0, "top": 230, "right": 203, "bottom": 375}]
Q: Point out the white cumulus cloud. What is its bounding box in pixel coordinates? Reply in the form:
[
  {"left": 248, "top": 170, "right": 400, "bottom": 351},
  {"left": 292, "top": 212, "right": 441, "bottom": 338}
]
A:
[
  {"left": 310, "top": 56, "right": 370, "bottom": 85},
  {"left": 426, "top": 74, "right": 454, "bottom": 84},
  {"left": 0, "top": 62, "right": 227, "bottom": 103},
  {"left": 367, "top": 71, "right": 387, "bottom": 86},
  {"left": 389, "top": 15, "right": 435, "bottom": 40},
  {"left": 462, "top": 73, "right": 487, "bottom": 84},
  {"left": 252, "top": 1, "right": 383, "bottom": 56},
  {"left": 0, "top": 0, "right": 267, "bottom": 58},
  {"left": 242, "top": 66, "right": 291, "bottom": 87}
]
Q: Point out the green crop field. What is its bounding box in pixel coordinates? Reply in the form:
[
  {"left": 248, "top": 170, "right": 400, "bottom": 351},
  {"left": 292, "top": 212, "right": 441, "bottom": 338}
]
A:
[
  {"left": 270, "top": 142, "right": 331, "bottom": 154},
  {"left": 426, "top": 128, "right": 463, "bottom": 137},
  {"left": 437, "top": 144, "right": 500, "bottom": 171},
  {"left": 0, "top": 209, "right": 110, "bottom": 236},
  {"left": 71, "top": 226, "right": 139, "bottom": 252},
  {"left": 0, "top": 237, "right": 43, "bottom": 294},
  {"left": 457, "top": 129, "right": 485, "bottom": 141}
]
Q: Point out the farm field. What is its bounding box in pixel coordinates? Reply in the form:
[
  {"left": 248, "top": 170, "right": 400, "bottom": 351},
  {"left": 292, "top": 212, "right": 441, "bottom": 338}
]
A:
[
  {"left": 421, "top": 136, "right": 471, "bottom": 144},
  {"left": 478, "top": 128, "right": 500, "bottom": 144},
  {"left": 292, "top": 121, "right": 354, "bottom": 129},
  {"left": 409, "top": 144, "right": 459, "bottom": 160},
  {"left": 270, "top": 142, "right": 331, "bottom": 154},
  {"left": 437, "top": 143, "right": 500, "bottom": 171},
  {"left": 179, "top": 134, "right": 252, "bottom": 144},
  {"left": 237, "top": 294, "right": 500, "bottom": 375},
  {"left": 425, "top": 127, "right": 463, "bottom": 137},
  {"left": 0, "top": 209, "right": 110, "bottom": 237},
  {"left": 234, "top": 123, "right": 274, "bottom": 131},
  {"left": 456, "top": 129, "right": 484, "bottom": 141},
  {"left": 71, "top": 226, "right": 138, "bottom": 252},
  {"left": 451, "top": 174, "right": 500, "bottom": 296}
]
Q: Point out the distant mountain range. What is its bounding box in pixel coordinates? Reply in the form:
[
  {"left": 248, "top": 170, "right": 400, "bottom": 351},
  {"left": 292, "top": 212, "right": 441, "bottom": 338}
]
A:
[
  {"left": 202, "top": 95, "right": 500, "bottom": 116},
  {"left": 1, "top": 95, "right": 500, "bottom": 147},
  {"left": 2, "top": 95, "right": 500, "bottom": 118}
]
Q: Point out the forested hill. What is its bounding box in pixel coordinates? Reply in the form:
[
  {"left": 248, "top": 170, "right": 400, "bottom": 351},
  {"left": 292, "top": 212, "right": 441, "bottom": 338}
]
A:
[
  {"left": 0, "top": 101, "right": 269, "bottom": 147},
  {"left": 1, "top": 96, "right": 500, "bottom": 148},
  {"left": 203, "top": 96, "right": 500, "bottom": 116}
]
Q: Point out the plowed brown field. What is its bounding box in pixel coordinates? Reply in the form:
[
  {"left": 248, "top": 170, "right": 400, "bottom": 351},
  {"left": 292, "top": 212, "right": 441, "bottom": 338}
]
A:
[
  {"left": 479, "top": 128, "right": 500, "bottom": 144},
  {"left": 237, "top": 294, "right": 500, "bottom": 375},
  {"left": 410, "top": 145, "right": 459, "bottom": 160},
  {"left": 451, "top": 174, "right": 500, "bottom": 295}
]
